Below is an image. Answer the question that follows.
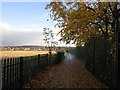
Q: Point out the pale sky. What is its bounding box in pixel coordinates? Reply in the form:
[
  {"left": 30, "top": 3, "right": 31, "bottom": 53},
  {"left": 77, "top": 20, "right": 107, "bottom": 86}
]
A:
[{"left": 0, "top": 2, "right": 76, "bottom": 47}]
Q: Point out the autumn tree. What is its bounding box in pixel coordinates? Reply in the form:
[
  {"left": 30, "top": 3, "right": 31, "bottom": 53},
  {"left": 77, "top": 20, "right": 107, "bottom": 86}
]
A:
[
  {"left": 45, "top": 1, "right": 120, "bottom": 88},
  {"left": 45, "top": 1, "right": 120, "bottom": 46},
  {"left": 43, "top": 28, "right": 58, "bottom": 55}
]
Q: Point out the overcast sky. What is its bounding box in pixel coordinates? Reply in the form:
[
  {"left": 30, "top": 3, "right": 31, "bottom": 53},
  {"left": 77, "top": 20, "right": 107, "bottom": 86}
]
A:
[{"left": 0, "top": 2, "right": 75, "bottom": 47}]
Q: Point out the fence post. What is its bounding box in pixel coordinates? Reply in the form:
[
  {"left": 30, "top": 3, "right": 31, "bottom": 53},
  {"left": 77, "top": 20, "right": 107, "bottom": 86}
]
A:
[
  {"left": 38, "top": 54, "right": 40, "bottom": 64},
  {"left": 6, "top": 59, "right": 9, "bottom": 88},
  {"left": 0, "top": 59, "right": 2, "bottom": 90},
  {"left": 38, "top": 54, "right": 40, "bottom": 69},
  {"left": 118, "top": 31, "right": 120, "bottom": 89},
  {"left": 46, "top": 54, "right": 49, "bottom": 66},
  {"left": 3, "top": 59, "right": 6, "bottom": 88},
  {"left": 9, "top": 58, "right": 12, "bottom": 88},
  {"left": 93, "top": 38, "right": 95, "bottom": 73},
  {"left": 20, "top": 57, "right": 23, "bottom": 89}
]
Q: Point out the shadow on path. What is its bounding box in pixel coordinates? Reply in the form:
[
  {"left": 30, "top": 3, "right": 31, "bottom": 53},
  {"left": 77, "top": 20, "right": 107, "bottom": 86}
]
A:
[{"left": 24, "top": 53, "right": 107, "bottom": 88}]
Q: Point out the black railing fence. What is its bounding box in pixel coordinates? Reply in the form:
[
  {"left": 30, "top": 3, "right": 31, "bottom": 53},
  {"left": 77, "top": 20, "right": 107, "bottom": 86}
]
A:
[
  {"left": 1, "top": 52, "right": 64, "bottom": 89},
  {"left": 72, "top": 36, "right": 117, "bottom": 88},
  {"left": 84, "top": 37, "right": 117, "bottom": 88}
]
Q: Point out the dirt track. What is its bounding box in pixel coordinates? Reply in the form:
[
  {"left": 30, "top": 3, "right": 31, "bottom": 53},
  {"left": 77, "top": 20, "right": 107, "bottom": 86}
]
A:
[{"left": 24, "top": 53, "right": 107, "bottom": 88}]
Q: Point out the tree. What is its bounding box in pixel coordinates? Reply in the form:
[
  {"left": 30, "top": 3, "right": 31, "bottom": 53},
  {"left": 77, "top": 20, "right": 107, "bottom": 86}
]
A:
[
  {"left": 45, "top": 1, "right": 120, "bottom": 46},
  {"left": 43, "top": 28, "right": 58, "bottom": 55},
  {"left": 46, "top": 1, "right": 120, "bottom": 88}
]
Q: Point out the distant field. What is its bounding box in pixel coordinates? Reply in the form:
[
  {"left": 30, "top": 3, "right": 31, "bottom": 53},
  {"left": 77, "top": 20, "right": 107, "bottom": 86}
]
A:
[{"left": 1, "top": 51, "right": 56, "bottom": 59}]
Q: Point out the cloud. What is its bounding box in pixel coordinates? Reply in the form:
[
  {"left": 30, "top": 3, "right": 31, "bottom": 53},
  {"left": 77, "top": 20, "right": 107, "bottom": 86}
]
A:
[
  {"left": 0, "top": 21, "right": 46, "bottom": 46},
  {"left": 0, "top": 21, "right": 16, "bottom": 31},
  {"left": 19, "top": 24, "right": 43, "bottom": 29},
  {"left": 0, "top": 21, "right": 75, "bottom": 47}
]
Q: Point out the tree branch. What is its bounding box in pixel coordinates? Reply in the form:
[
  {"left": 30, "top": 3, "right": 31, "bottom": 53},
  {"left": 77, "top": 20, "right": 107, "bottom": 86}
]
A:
[
  {"left": 87, "top": 6, "right": 96, "bottom": 12},
  {"left": 91, "top": 22, "right": 105, "bottom": 35},
  {"left": 108, "top": 3, "right": 113, "bottom": 12},
  {"left": 98, "top": 16, "right": 112, "bottom": 24},
  {"left": 86, "top": 6, "right": 112, "bottom": 24}
]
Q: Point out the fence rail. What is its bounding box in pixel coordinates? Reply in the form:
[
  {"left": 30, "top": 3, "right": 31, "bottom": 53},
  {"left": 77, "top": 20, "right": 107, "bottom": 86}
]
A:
[{"left": 1, "top": 53, "right": 63, "bottom": 89}]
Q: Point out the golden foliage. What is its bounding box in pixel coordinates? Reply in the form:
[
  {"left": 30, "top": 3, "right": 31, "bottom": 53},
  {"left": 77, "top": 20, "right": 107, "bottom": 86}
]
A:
[{"left": 46, "top": 2, "right": 119, "bottom": 46}]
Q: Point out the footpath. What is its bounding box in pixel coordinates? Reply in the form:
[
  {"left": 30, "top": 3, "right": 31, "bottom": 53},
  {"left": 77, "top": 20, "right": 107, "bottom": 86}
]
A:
[{"left": 24, "top": 53, "right": 107, "bottom": 88}]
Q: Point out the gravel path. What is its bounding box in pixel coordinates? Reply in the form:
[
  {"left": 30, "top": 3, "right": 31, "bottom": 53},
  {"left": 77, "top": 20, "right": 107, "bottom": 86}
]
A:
[{"left": 24, "top": 53, "right": 107, "bottom": 88}]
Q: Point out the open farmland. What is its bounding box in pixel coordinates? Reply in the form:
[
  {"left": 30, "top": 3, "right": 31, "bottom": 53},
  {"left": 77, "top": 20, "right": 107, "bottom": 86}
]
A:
[{"left": 1, "top": 51, "right": 56, "bottom": 59}]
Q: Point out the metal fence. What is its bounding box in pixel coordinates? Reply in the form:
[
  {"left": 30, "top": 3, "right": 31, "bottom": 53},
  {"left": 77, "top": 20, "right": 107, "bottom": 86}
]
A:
[
  {"left": 1, "top": 53, "right": 62, "bottom": 89},
  {"left": 72, "top": 36, "right": 117, "bottom": 88},
  {"left": 84, "top": 37, "right": 117, "bottom": 88}
]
